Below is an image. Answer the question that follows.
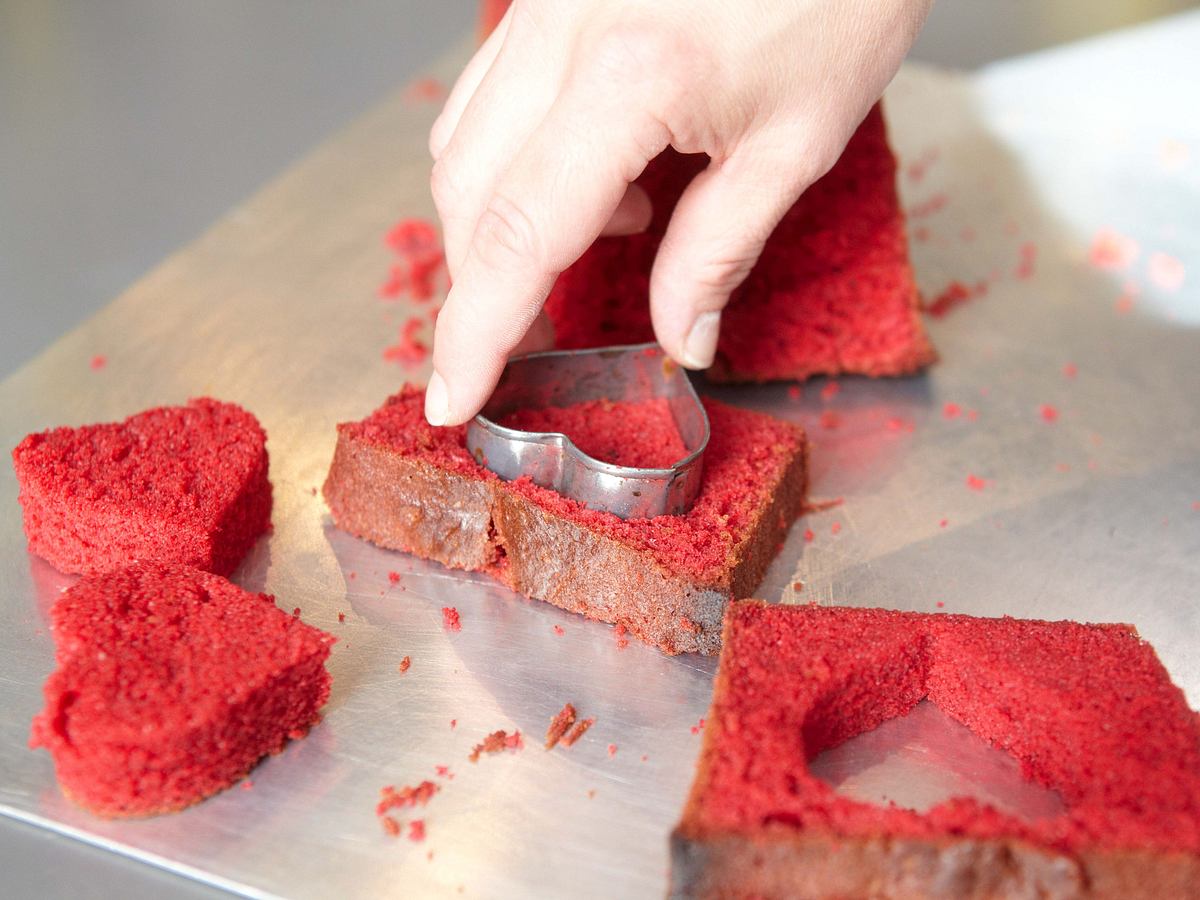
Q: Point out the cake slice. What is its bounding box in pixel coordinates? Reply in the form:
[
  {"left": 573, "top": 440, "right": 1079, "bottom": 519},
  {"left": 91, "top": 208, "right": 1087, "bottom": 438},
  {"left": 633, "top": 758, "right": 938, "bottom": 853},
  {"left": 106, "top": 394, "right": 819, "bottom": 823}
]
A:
[
  {"left": 30, "top": 564, "right": 335, "bottom": 818},
  {"left": 12, "top": 398, "right": 272, "bottom": 576},
  {"left": 672, "top": 601, "right": 1200, "bottom": 898},
  {"left": 323, "top": 386, "right": 807, "bottom": 654},
  {"left": 544, "top": 105, "right": 935, "bottom": 383}
]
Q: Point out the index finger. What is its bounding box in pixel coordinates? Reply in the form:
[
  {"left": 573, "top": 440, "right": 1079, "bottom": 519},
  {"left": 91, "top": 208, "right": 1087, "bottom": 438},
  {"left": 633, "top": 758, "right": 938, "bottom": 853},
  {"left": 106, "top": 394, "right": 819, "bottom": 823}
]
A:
[{"left": 426, "top": 90, "right": 667, "bottom": 426}]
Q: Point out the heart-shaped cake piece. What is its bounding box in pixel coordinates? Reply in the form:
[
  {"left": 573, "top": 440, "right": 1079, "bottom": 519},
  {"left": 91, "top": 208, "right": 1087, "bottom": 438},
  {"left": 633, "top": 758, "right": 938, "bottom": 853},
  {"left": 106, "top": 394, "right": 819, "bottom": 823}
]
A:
[
  {"left": 12, "top": 398, "right": 272, "bottom": 575},
  {"left": 30, "top": 564, "right": 335, "bottom": 817}
]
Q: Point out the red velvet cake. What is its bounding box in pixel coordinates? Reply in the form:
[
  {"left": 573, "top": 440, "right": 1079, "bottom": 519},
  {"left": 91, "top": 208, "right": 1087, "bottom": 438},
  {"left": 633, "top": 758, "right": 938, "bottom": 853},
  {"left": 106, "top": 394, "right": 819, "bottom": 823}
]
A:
[
  {"left": 672, "top": 601, "right": 1200, "bottom": 898},
  {"left": 30, "top": 564, "right": 335, "bottom": 818},
  {"left": 322, "top": 386, "right": 807, "bottom": 654},
  {"left": 544, "top": 106, "right": 935, "bottom": 383},
  {"left": 12, "top": 398, "right": 272, "bottom": 576}
]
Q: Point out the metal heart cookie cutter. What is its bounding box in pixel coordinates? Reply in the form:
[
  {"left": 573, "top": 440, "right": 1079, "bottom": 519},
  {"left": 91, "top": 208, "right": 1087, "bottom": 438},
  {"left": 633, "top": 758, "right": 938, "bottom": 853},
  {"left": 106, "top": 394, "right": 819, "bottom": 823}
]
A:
[{"left": 465, "top": 343, "right": 710, "bottom": 520}]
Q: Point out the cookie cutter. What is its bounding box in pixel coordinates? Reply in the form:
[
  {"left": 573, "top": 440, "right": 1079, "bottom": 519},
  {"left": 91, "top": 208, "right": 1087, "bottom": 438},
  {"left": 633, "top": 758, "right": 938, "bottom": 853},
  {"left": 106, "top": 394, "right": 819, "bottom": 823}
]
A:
[{"left": 465, "top": 343, "right": 710, "bottom": 519}]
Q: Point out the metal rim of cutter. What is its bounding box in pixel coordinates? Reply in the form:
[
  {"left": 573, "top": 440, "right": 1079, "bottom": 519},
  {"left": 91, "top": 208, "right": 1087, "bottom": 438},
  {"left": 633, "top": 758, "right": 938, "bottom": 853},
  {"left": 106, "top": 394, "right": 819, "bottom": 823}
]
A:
[{"left": 465, "top": 343, "right": 710, "bottom": 520}]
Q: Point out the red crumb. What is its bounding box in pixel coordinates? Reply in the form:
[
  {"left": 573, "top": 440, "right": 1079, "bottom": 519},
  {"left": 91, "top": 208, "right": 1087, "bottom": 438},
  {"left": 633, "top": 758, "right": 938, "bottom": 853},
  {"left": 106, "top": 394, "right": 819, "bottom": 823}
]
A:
[
  {"left": 386, "top": 218, "right": 439, "bottom": 256},
  {"left": 442, "top": 607, "right": 461, "bottom": 632},
  {"left": 819, "top": 410, "right": 841, "bottom": 430},
  {"left": 921, "top": 280, "right": 987, "bottom": 318},
  {"left": 403, "top": 77, "right": 446, "bottom": 103},
  {"left": 89, "top": 354, "right": 107, "bottom": 371},
  {"left": 450, "top": 719, "right": 457, "bottom": 729},
  {"left": 388, "top": 571, "right": 401, "bottom": 584},
  {"left": 1115, "top": 292, "right": 1136, "bottom": 314},
  {"left": 408, "top": 820, "right": 426, "bottom": 842},
  {"left": 1015, "top": 242, "right": 1037, "bottom": 280},
  {"left": 499, "top": 397, "right": 687, "bottom": 469},
  {"left": 614, "top": 622, "right": 630, "bottom": 650},
  {"left": 381, "top": 815, "right": 401, "bottom": 837},
  {"left": 545, "top": 703, "right": 578, "bottom": 749},
  {"left": 679, "top": 616, "right": 701, "bottom": 634},
  {"left": 913, "top": 225, "right": 931, "bottom": 242},
  {"left": 1040, "top": 404, "right": 1060, "bottom": 423},
  {"left": 936, "top": 601, "right": 945, "bottom": 608},
  {"left": 587, "top": 790, "right": 596, "bottom": 799},
  {"left": 383, "top": 317, "right": 429, "bottom": 367},
  {"left": 939, "top": 519, "right": 949, "bottom": 528},
  {"left": 241, "top": 779, "right": 253, "bottom": 791},
  {"left": 608, "top": 744, "right": 618, "bottom": 758},
  {"left": 787, "top": 385, "right": 802, "bottom": 400},
  {"left": 804, "top": 528, "right": 815, "bottom": 543},
  {"left": 886, "top": 417, "right": 915, "bottom": 433},
  {"left": 560, "top": 718, "right": 594, "bottom": 748},
  {"left": 338, "top": 612, "right": 346, "bottom": 623},
  {"left": 552, "top": 624, "right": 564, "bottom": 636},
  {"left": 905, "top": 147, "right": 939, "bottom": 183},
  {"left": 469, "top": 729, "right": 524, "bottom": 762},
  {"left": 820, "top": 381, "right": 841, "bottom": 401},
  {"left": 1148, "top": 252, "right": 1185, "bottom": 293},
  {"left": 943, "top": 402, "right": 962, "bottom": 420},
  {"left": 641, "top": 755, "right": 649, "bottom": 763},
  {"left": 1089, "top": 228, "right": 1139, "bottom": 272},
  {"left": 377, "top": 265, "right": 406, "bottom": 299},
  {"left": 966, "top": 474, "right": 988, "bottom": 492},
  {"left": 966, "top": 409, "right": 979, "bottom": 422},
  {"left": 398, "top": 656, "right": 411, "bottom": 674},
  {"left": 907, "top": 193, "right": 948, "bottom": 218},
  {"left": 691, "top": 717, "right": 707, "bottom": 735},
  {"left": 377, "top": 780, "right": 439, "bottom": 815},
  {"left": 435, "top": 765, "right": 454, "bottom": 780},
  {"left": 792, "top": 581, "right": 805, "bottom": 592},
  {"left": 830, "top": 522, "right": 842, "bottom": 535},
  {"left": 1063, "top": 362, "right": 1078, "bottom": 378}
]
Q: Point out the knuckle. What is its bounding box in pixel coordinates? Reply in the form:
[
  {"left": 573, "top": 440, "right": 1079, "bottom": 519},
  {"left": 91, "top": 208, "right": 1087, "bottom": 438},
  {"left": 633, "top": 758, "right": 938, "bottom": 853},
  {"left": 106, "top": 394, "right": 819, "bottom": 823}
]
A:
[
  {"left": 473, "top": 192, "right": 543, "bottom": 272},
  {"left": 586, "top": 20, "right": 699, "bottom": 94}
]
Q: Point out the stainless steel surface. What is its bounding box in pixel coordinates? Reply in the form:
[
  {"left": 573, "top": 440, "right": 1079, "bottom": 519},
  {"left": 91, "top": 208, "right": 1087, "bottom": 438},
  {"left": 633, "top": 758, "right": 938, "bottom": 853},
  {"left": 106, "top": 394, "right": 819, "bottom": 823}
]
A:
[
  {"left": 0, "top": 11, "right": 1198, "bottom": 900},
  {"left": 467, "top": 343, "right": 710, "bottom": 519}
]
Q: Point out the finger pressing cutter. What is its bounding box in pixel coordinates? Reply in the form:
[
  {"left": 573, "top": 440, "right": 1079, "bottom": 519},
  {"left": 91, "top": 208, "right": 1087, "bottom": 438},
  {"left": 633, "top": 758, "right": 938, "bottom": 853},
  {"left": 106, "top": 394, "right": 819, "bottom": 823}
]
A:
[{"left": 465, "top": 343, "right": 710, "bottom": 520}]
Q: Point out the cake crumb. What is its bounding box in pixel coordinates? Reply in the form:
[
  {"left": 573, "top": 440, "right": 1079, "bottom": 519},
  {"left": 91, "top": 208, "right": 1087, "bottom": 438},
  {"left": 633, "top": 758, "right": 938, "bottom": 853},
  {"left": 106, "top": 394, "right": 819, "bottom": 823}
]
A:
[
  {"left": 830, "top": 522, "right": 842, "bottom": 535},
  {"left": 292, "top": 607, "right": 301, "bottom": 617},
  {"left": 435, "top": 765, "right": 454, "bottom": 780},
  {"left": 338, "top": 612, "right": 346, "bottom": 623},
  {"left": 819, "top": 381, "right": 841, "bottom": 401},
  {"left": 1089, "top": 228, "right": 1139, "bottom": 271},
  {"left": 966, "top": 474, "right": 988, "bottom": 492},
  {"left": 587, "top": 789, "right": 596, "bottom": 799},
  {"left": 818, "top": 410, "right": 841, "bottom": 430},
  {"left": 886, "top": 417, "right": 914, "bottom": 433},
  {"left": 787, "top": 385, "right": 802, "bottom": 400},
  {"left": 403, "top": 76, "right": 446, "bottom": 103},
  {"left": 408, "top": 820, "right": 426, "bottom": 842},
  {"left": 398, "top": 656, "right": 411, "bottom": 674},
  {"left": 545, "top": 703, "right": 578, "bottom": 750},
  {"left": 936, "top": 601, "right": 945, "bottom": 609},
  {"left": 792, "top": 581, "right": 804, "bottom": 592},
  {"left": 1063, "top": 362, "right": 1078, "bottom": 378},
  {"left": 450, "top": 719, "right": 457, "bottom": 729},
  {"left": 381, "top": 815, "right": 401, "bottom": 837},
  {"left": 691, "top": 717, "right": 706, "bottom": 735},
  {"left": 939, "top": 518, "right": 948, "bottom": 528},
  {"left": 240, "top": 779, "right": 253, "bottom": 791},
  {"left": 803, "top": 528, "right": 815, "bottom": 543},
  {"left": 921, "top": 280, "right": 987, "bottom": 318},
  {"left": 1040, "top": 404, "right": 1060, "bottom": 423},
  {"left": 89, "top": 354, "right": 107, "bottom": 371},
  {"left": 469, "top": 729, "right": 524, "bottom": 762},
  {"left": 388, "top": 571, "right": 401, "bottom": 584},
  {"left": 377, "top": 780, "right": 439, "bottom": 815},
  {"left": 607, "top": 743, "right": 618, "bottom": 757},
  {"left": 942, "top": 402, "right": 961, "bottom": 420},
  {"left": 552, "top": 624, "right": 564, "bottom": 636},
  {"left": 442, "top": 607, "right": 462, "bottom": 632},
  {"left": 560, "top": 718, "right": 594, "bottom": 748}
]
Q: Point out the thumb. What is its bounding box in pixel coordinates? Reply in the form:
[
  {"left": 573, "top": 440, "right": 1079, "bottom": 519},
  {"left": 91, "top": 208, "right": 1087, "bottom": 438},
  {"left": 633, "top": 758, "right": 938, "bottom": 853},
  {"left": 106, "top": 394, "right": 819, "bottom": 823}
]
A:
[{"left": 648, "top": 140, "right": 819, "bottom": 369}]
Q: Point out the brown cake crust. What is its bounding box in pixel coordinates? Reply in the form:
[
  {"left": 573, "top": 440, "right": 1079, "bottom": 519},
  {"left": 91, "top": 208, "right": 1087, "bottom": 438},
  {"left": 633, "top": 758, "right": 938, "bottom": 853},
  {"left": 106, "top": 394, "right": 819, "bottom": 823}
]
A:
[{"left": 323, "top": 419, "right": 807, "bottom": 656}]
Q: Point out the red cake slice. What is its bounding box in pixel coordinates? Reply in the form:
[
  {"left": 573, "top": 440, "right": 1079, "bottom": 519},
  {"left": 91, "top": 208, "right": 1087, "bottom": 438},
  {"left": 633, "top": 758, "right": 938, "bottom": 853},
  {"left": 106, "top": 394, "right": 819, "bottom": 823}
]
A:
[
  {"left": 29, "top": 564, "right": 335, "bottom": 818},
  {"left": 323, "top": 386, "right": 807, "bottom": 654},
  {"left": 544, "top": 105, "right": 935, "bottom": 382},
  {"left": 12, "top": 398, "right": 272, "bottom": 576},
  {"left": 673, "top": 601, "right": 1200, "bottom": 898}
]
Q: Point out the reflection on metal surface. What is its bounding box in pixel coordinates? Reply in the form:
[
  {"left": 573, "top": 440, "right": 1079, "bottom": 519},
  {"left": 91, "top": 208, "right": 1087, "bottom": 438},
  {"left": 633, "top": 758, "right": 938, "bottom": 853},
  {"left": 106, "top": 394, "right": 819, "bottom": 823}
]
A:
[
  {"left": 810, "top": 701, "right": 1066, "bottom": 820},
  {"left": 0, "top": 16, "right": 1198, "bottom": 900},
  {"left": 467, "top": 343, "right": 710, "bottom": 519}
]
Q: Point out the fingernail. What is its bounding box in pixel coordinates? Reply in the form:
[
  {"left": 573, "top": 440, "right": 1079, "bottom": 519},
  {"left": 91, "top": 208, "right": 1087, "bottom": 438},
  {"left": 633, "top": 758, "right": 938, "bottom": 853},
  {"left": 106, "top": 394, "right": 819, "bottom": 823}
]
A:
[
  {"left": 681, "top": 311, "right": 721, "bottom": 369},
  {"left": 425, "top": 371, "right": 449, "bottom": 426}
]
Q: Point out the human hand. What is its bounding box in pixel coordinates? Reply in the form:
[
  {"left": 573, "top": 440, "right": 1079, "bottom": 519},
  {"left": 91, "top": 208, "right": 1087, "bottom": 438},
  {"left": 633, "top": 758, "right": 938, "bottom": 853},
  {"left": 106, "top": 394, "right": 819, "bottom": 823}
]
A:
[{"left": 426, "top": 0, "right": 931, "bottom": 425}]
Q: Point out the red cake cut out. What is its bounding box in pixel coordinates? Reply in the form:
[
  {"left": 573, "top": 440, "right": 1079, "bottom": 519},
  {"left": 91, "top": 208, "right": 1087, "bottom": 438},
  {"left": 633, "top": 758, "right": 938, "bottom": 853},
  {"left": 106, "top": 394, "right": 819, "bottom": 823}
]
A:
[
  {"left": 498, "top": 397, "right": 688, "bottom": 469},
  {"left": 12, "top": 398, "right": 272, "bottom": 576},
  {"left": 30, "top": 564, "right": 335, "bottom": 818},
  {"left": 673, "top": 601, "right": 1200, "bottom": 897}
]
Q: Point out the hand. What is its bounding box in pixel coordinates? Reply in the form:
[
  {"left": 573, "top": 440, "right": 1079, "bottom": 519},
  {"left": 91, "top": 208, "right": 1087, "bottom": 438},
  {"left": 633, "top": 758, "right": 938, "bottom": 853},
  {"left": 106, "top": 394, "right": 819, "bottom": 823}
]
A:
[{"left": 425, "top": 0, "right": 931, "bottom": 425}]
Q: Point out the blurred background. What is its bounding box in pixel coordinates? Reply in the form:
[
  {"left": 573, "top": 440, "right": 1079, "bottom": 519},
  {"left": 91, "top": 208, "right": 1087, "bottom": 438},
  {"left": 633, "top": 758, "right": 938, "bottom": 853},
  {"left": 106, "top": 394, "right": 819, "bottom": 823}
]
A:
[{"left": 2, "top": 0, "right": 1198, "bottom": 377}]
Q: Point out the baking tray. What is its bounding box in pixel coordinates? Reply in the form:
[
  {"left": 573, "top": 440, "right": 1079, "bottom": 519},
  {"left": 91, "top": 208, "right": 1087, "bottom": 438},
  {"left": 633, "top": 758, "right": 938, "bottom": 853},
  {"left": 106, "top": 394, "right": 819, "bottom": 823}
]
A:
[{"left": 2, "top": 17, "right": 1198, "bottom": 899}]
